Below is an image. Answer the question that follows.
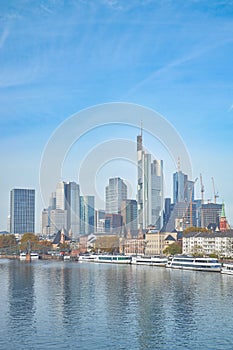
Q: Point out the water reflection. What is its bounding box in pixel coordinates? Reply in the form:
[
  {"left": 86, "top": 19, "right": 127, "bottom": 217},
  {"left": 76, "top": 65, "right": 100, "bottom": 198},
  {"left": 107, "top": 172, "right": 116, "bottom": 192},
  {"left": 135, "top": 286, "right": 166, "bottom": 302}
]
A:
[
  {"left": 1, "top": 260, "right": 233, "bottom": 349},
  {"left": 7, "top": 260, "right": 36, "bottom": 347}
]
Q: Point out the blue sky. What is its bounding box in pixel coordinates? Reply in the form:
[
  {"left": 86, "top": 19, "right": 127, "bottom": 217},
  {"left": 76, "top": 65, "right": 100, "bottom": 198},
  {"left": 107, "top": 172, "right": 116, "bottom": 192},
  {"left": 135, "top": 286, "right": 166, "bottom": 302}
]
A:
[{"left": 0, "top": 0, "right": 233, "bottom": 230}]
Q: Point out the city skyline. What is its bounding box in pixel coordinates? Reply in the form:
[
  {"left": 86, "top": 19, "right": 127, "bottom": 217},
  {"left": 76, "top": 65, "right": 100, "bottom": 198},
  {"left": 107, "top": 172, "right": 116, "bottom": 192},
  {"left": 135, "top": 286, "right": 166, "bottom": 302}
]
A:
[
  {"left": 8, "top": 158, "right": 229, "bottom": 235},
  {"left": 0, "top": 1, "right": 232, "bottom": 230}
]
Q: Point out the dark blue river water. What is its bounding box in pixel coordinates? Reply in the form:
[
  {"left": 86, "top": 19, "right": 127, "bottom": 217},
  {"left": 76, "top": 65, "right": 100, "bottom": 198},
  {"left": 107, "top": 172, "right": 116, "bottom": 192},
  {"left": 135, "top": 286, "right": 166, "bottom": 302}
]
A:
[{"left": 0, "top": 259, "right": 233, "bottom": 350}]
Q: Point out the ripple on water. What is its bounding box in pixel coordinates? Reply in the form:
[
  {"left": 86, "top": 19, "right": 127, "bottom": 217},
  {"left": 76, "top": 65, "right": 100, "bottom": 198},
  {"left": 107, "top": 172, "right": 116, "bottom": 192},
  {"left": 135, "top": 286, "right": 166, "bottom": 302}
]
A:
[{"left": 0, "top": 260, "right": 233, "bottom": 349}]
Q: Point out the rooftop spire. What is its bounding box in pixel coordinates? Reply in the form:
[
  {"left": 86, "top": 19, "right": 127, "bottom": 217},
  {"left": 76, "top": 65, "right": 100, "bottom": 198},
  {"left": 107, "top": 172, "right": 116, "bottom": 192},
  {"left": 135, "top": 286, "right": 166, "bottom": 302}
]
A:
[
  {"left": 137, "top": 121, "right": 143, "bottom": 151},
  {"left": 177, "top": 157, "right": 181, "bottom": 172},
  {"left": 221, "top": 203, "right": 226, "bottom": 218}
]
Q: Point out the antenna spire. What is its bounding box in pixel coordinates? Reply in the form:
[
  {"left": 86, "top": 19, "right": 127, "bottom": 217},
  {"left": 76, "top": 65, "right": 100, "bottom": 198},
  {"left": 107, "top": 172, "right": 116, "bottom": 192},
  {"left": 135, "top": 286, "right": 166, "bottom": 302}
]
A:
[{"left": 177, "top": 157, "right": 181, "bottom": 172}]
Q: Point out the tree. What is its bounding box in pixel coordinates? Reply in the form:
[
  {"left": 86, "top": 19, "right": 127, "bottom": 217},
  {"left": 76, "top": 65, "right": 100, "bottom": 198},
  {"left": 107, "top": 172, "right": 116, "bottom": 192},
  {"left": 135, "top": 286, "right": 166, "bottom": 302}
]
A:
[
  {"left": 0, "top": 234, "right": 17, "bottom": 253},
  {"left": 183, "top": 227, "right": 210, "bottom": 235},
  {"left": 59, "top": 242, "right": 70, "bottom": 251},
  {"left": 163, "top": 242, "right": 182, "bottom": 255},
  {"left": 192, "top": 245, "right": 204, "bottom": 257},
  {"left": 20, "top": 233, "right": 39, "bottom": 251},
  {"left": 94, "top": 236, "right": 119, "bottom": 253}
]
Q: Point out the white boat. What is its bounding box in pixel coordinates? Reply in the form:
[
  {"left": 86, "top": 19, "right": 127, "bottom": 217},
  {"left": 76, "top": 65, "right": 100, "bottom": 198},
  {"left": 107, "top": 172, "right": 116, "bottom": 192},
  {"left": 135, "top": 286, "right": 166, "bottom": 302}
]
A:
[
  {"left": 131, "top": 255, "right": 168, "bottom": 266},
  {"left": 221, "top": 263, "right": 233, "bottom": 275},
  {"left": 94, "top": 254, "right": 132, "bottom": 264},
  {"left": 78, "top": 254, "right": 97, "bottom": 262},
  {"left": 63, "top": 255, "right": 71, "bottom": 261},
  {"left": 166, "top": 254, "right": 221, "bottom": 272},
  {"left": 19, "top": 252, "right": 39, "bottom": 260}
]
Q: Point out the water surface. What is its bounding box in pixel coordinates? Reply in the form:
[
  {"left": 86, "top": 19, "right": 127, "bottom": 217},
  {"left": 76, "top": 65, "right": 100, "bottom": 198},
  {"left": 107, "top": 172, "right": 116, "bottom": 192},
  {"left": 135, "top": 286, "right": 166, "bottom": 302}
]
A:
[{"left": 0, "top": 259, "right": 232, "bottom": 349}]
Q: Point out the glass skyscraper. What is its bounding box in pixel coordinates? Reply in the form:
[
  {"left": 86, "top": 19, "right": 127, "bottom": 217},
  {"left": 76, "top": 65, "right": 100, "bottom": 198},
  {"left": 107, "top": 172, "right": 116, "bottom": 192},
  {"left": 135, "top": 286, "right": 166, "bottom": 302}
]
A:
[
  {"left": 137, "top": 132, "right": 163, "bottom": 230},
  {"left": 121, "top": 199, "right": 138, "bottom": 233},
  {"left": 65, "top": 182, "right": 80, "bottom": 238},
  {"left": 105, "top": 177, "right": 127, "bottom": 215},
  {"left": 42, "top": 181, "right": 80, "bottom": 238},
  {"left": 80, "top": 196, "right": 95, "bottom": 235},
  {"left": 10, "top": 188, "right": 35, "bottom": 234}
]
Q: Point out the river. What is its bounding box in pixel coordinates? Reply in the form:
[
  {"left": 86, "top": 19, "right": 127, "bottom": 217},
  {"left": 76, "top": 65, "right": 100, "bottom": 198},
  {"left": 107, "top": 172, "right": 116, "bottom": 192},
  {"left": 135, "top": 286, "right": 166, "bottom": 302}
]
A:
[{"left": 0, "top": 259, "right": 232, "bottom": 350}]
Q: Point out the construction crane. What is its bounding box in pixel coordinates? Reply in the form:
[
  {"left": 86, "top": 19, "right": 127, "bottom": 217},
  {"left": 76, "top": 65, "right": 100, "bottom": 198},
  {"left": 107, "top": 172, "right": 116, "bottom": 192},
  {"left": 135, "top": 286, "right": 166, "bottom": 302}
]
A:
[
  {"left": 200, "top": 173, "right": 204, "bottom": 204},
  {"left": 211, "top": 177, "right": 219, "bottom": 204}
]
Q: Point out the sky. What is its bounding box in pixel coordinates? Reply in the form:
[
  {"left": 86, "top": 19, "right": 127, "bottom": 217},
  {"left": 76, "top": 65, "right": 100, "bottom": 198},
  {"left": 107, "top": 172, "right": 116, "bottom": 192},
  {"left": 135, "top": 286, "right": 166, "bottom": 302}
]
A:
[{"left": 0, "top": 0, "right": 233, "bottom": 231}]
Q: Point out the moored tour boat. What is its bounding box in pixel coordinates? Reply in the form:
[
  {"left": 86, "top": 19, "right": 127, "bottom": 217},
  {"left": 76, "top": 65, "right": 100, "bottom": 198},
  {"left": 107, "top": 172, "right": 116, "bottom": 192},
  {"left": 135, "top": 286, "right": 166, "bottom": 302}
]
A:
[
  {"left": 131, "top": 255, "right": 168, "bottom": 266},
  {"left": 221, "top": 263, "right": 233, "bottom": 275},
  {"left": 166, "top": 254, "right": 221, "bottom": 272},
  {"left": 63, "top": 255, "right": 71, "bottom": 261},
  {"left": 78, "top": 254, "right": 97, "bottom": 262},
  {"left": 19, "top": 252, "right": 39, "bottom": 260},
  {"left": 94, "top": 254, "right": 132, "bottom": 264}
]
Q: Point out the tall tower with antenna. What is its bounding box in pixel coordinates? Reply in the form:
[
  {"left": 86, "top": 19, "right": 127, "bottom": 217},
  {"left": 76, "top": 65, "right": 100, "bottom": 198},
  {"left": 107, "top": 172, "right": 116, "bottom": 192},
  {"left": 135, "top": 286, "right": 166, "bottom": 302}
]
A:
[{"left": 137, "top": 125, "right": 163, "bottom": 230}]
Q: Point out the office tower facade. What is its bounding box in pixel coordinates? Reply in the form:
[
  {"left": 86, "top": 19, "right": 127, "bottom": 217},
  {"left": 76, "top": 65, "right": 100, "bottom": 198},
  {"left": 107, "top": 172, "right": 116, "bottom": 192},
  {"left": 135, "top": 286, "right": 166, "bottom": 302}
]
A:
[
  {"left": 65, "top": 182, "right": 80, "bottom": 238},
  {"left": 105, "top": 177, "right": 127, "bottom": 214},
  {"left": 49, "top": 209, "right": 67, "bottom": 235},
  {"left": 163, "top": 198, "right": 172, "bottom": 228},
  {"left": 166, "top": 170, "right": 196, "bottom": 231},
  {"left": 49, "top": 192, "right": 56, "bottom": 210},
  {"left": 173, "top": 171, "right": 188, "bottom": 204},
  {"left": 10, "top": 188, "right": 35, "bottom": 234},
  {"left": 104, "top": 213, "right": 122, "bottom": 234},
  {"left": 56, "top": 181, "right": 66, "bottom": 210},
  {"left": 200, "top": 203, "right": 222, "bottom": 229},
  {"left": 96, "top": 209, "right": 106, "bottom": 233},
  {"left": 80, "top": 196, "right": 95, "bottom": 235},
  {"left": 137, "top": 132, "right": 163, "bottom": 230},
  {"left": 42, "top": 181, "right": 80, "bottom": 238},
  {"left": 121, "top": 199, "right": 138, "bottom": 234},
  {"left": 41, "top": 209, "right": 49, "bottom": 235}
]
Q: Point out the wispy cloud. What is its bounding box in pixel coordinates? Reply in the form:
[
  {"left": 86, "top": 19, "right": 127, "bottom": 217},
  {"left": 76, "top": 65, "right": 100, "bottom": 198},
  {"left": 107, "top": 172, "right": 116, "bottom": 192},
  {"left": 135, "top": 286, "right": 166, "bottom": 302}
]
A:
[
  {"left": 40, "top": 4, "right": 54, "bottom": 14},
  {"left": 0, "top": 27, "right": 9, "bottom": 49},
  {"left": 125, "top": 36, "right": 233, "bottom": 97}
]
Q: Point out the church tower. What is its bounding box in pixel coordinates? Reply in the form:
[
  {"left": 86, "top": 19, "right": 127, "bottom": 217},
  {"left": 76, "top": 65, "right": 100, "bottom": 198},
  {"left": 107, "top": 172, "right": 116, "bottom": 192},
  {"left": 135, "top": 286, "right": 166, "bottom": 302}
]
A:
[{"left": 219, "top": 203, "right": 228, "bottom": 232}]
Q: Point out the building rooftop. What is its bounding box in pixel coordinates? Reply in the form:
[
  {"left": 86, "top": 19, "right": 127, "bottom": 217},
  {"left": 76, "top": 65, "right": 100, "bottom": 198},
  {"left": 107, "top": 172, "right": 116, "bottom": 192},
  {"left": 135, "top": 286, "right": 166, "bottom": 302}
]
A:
[{"left": 183, "top": 230, "right": 233, "bottom": 238}]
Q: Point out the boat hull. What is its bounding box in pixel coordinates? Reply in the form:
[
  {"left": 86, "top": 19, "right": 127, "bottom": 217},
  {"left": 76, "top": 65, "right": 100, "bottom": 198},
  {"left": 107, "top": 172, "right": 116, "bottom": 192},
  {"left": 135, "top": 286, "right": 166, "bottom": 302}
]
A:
[
  {"left": 166, "top": 255, "right": 221, "bottom": 272},
  {"left": 131, "top": 256, "right": 167, "bottom": 266},
  {"left": 20, "top": 253, "right": 39, "bottom": 261},
  {"left": 94, "top": 255, "right": 131, "bottom": 264},
  {"left": 78, "top": 255, "right": 97, "bottom": 262},
  {"left": 221, "top": 264, "right": 233, "bottom": 275},
  {"left": 166, "top": 264, "right": 221, "bottom": 272}
]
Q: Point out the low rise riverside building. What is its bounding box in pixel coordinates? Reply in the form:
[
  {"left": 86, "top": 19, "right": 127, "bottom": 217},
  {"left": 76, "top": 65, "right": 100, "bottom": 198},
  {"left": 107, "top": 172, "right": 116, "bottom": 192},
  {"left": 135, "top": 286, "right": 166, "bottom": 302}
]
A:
[
  {"left": 182, "top": 230, "right": 233, "bottom": 258},
  {"left": 119, "top": 230, "right": 145, "bottom": 255},
  {"left": 145, "top": 229, "right": 179, "bottom": 255}
]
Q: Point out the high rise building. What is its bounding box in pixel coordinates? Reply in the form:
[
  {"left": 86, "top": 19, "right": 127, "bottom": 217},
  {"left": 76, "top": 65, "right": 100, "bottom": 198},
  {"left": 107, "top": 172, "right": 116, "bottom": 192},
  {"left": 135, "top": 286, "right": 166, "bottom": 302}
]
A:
[
  {"left": 104, "top": 213, "right": 122, "bottom": 234},
  {"left": 165, "top": 170, "right": 196, "bottom": 231},
  {"left": 49, "top": 209, "right": 67, "bottom": 235},
  {"left": 10, "top": 188, "right": 35, "bottom": 234},
  {"left": 137, "top": 131, "right": 163, "bottom": 230},
  {"left": 42, "top": 181, "right": 80, "bottom": 238},
  {"left": 200, "top": 203, "right": 222, "bottom": 229},
  {"left": 41, "top": 208, "right": 49, "bottom": 235},
  {"left": 65, "top": 182, "right": 80, "bottom": 238},
  {"left": 173, "top": 171, "right": 188, "bottom": 204},
  {"left": 105, "top": 177, "right": 127, "bottom": 214},
  {"left": 80, "top": 196, "right": 95, "bottom": 235},
  {"left": 163, "top": 198, "right": 172, "bottom": 228},
  {"left": 49, "top": 192, "right": 56, "bottom": 210},
  {"left": 56, "top": 181, "right": 66, "bottom": 210},
  {"left": 96, "top": 209, "right": 106, "bottom": 233},
  {"left": 121, "top": 199, "right": 137, "bottom": 234}
]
